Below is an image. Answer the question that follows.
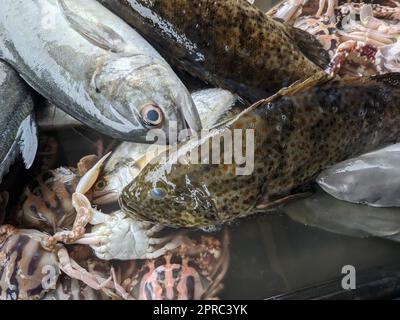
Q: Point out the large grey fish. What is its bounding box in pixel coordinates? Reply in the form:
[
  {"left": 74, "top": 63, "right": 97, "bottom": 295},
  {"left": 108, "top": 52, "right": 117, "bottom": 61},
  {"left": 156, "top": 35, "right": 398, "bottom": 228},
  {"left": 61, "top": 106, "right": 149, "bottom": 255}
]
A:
[
  {"left": 93, "top": 88, "right": 247, "bottom": 204},
  {"left": 120, "top": 73, "right": 400, "bottom": 228},
  {"left": 98, "top": 0, "right": 329, "bottom": 102},
  {"left": 0, "top": 0, "right": 201, "bottom": 143},
  {"left": 0, "top": 61, "right": 37, "bottom": 183},
  {"left": 285, "top": 188, "right": 400, "bottom": 242},
  {"left": 317, "top": 143, "right": 400, "bottom": 207},
  {"left": 36, "top": 101, "right": 81, "bottom": 130}
]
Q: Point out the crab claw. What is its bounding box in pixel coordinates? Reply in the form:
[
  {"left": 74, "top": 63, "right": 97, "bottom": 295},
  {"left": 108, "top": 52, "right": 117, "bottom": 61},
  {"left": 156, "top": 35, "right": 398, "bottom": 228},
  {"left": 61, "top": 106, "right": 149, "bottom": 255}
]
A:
[
  {"left": 376, "top": 42, "right": 400, "bottom": 73},
  {"left": 76, "top": 152, "right": 111, "bottom": 195},
  {"left": 74, "top": 211, "right": 182, "bottom": 261}
]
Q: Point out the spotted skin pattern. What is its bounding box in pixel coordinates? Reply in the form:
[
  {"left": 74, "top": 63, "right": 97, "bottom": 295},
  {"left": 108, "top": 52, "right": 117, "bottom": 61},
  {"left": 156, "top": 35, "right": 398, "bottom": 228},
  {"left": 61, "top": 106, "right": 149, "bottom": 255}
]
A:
[
  {"left": 99, "top": 0, "right": 329, "bottom": 101},
  {"left": 121, "top": 74, "right": 400, "bottom": 228}
]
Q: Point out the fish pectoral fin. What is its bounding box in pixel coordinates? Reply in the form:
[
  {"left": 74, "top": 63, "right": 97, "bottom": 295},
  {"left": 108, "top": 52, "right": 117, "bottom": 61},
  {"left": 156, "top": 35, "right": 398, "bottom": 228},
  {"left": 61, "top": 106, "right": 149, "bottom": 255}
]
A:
[
  {"left": 17, "top": 114, "right": 38, "bottom": 170},
  {"left": 255, "top": 192, "right": 314, "bottom": 211},
  {"left": 289, "top": 26, "right": 330, "bottom": 70},
  {"left": 58, "top": 0, "right": 128, "bottom": 54}
]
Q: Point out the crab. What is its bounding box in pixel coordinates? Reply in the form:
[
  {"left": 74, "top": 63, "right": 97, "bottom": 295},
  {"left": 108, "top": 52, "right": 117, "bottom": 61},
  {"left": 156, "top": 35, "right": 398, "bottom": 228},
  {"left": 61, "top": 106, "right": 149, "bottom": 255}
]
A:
[
  {"left": 72, "top": 208, "right": 184, "bottom": 261},
  {"left": 13, "top": 154, "right": 99, "bottom": 233},
  {"left": 45, "top": 154, "right": 185, "bottom": 262},
  {"left": 267, "top": 0, "right": 400, "bottom": 76},
  {"left": 121, "top": 231, "right": 230, "bottom": 300},
  {"left": 0, "top": 224, "right": 120, "bottom": 300},
  {"left": 37, "top": 134, "right": 60, "bottom": 172},
  {"left": 43, "top": 250, "right": 129, "bottom": 300}
]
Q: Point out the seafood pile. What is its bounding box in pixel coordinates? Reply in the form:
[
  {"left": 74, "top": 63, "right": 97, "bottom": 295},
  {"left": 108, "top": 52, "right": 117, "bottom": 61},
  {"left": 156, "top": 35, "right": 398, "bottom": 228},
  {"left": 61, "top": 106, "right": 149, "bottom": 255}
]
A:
[
  {"left": 268, "top": 0, "right": 400, "bottom": 76},
  {"left": 1, "top": 0, "right": 400, "bottom": 300}
]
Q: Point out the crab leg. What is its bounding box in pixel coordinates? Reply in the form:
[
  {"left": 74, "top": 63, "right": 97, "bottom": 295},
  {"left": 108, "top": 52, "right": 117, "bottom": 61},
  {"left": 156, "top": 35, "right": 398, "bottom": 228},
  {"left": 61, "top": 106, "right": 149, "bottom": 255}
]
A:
[
  {"left": 76, "top": 152, "right": 111, "bottom": 194},
  {"left": 145, "top": 242, "right": 182, "bottom": 260},
  {"left": 47, "top": 154, "right": 111, "bottom": 246},
  {"left": 145, "top": 224, "right": 165, "bottom": 236},
  {"left": 203, "top": 231, "right": 230, "bottom": 299},
  {"left": 316, "top": 0, "right": 326, "bottom": 17},
  {"left": 47, "top": 197, "right": 92, "bottom": 246},
  {"left": 57, "top": 247, "right": 113, "bottom": 291},
  {"left": 325, "top": 0, "right": 337, "bottom": 19},
  {"left": 339, "top": 32, "right": 391, "bottom": 47},
  {"left": 111, "top": 267, "right": 135, "bottom": 300}
]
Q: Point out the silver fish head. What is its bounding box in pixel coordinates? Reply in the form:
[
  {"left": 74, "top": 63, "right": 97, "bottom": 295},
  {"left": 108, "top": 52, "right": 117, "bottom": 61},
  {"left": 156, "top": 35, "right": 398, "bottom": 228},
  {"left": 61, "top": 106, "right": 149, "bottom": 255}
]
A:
[
  {"left": 93, "top": 157, "right": 140, "bottom": 205},
  {"left": 92, "top": 56, "right": 202, "bottom": 142}
]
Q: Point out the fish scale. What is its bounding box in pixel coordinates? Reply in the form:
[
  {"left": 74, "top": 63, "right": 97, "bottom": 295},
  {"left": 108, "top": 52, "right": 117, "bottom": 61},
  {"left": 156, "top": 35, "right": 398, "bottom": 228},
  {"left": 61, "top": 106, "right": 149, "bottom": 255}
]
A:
[
  {"left": 0, "top": 0, "right": 201, "bottom": 143},
  {"left": 99, "top": 0, "right": 329, "bottom": 102},
  {"left": 0, "top": 61, "right": 37, "bottom": 183},
  {"left": 120, "top": 73, "right": 400, "bottom": 228}
]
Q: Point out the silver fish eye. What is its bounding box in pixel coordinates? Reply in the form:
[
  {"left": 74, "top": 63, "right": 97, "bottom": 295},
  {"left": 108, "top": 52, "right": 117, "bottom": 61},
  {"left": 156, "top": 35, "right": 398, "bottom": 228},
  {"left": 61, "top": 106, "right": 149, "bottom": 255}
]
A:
[
  {"left": 150, "top": 187, "right": 167, "bottom": 200},
  {"left": 140, "top": 103, "right": 164, "bottom": 127}
]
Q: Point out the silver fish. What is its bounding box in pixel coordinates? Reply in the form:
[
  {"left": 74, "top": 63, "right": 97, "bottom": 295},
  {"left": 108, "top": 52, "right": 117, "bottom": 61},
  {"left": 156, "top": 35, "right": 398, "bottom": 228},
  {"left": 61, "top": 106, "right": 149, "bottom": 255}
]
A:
[
  {"left": 36, "top": 101, "right": 81, "bottom": 130},
  {"left": 317, "top": 143, "right": 400, "bottom": 207},
  {"left": 37, "top": 88, "right": 244, "bottom": 130},
  {"left": 191, "top": 88, "right": 246, "bottom": 128},
  {"left": 93, "top": 88, "right": 246, "bottom": 204},
  {"left": 0, "top": 0, "right": 201, "bottom": 142},
  {"left": 285, "top": 188, "right": 400, "bottom": 242},
  {"left": 0, "top": 61, "right": 37, "bottom": 183}
]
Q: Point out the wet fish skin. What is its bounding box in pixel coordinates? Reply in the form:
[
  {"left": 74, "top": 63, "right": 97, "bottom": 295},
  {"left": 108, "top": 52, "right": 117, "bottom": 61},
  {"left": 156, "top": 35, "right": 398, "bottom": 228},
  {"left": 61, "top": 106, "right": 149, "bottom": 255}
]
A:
[
  {"left": 94, "top": 88, "right": 246, "bottom": 205},
  {"left": 317, "top": 143, "right": 400, "bottom": 207},
  {"left": 0, "top": 61, "right": 37, "bottom": 183},
  {"left": 38, "top": 88, "right": 245, "bottom": 130},
  {"left": 120, "top": 73, "right": 400, "bottom": 228},
  {"left": 36, "top": 102, "right": 81, "bottom": 130},
  {"left": 99, "top": 0, "right": 329, "bottom": 102},
  {"left": 285, "top": 187, "right": 400, "bottom": 241},
  {"left": 0, "top": 0, "right": 201, "bottom": 143}
]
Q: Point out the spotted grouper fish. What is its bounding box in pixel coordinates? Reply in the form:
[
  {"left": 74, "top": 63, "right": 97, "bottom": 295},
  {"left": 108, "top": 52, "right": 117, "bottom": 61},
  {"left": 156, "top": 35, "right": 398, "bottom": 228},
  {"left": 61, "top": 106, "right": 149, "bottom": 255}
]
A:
[
  {"left": 98, "top": 0, "right": 329, "bottom": 101},
  {"left": 120, "top": 73, "right": 400, "bottom": 228}
]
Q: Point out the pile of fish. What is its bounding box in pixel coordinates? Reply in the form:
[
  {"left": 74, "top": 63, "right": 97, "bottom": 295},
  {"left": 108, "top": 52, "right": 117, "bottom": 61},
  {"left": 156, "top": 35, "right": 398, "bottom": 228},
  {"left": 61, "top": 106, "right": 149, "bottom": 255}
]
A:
[{"left": 1, "top": 0, "right": 400, "bottom": 300}]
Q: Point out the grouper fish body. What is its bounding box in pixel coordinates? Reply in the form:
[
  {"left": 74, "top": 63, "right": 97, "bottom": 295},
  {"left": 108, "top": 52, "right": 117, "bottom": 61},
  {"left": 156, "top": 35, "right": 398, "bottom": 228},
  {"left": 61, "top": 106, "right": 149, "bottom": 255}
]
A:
[
  {"left": 99, "top": 0, "right": 329, "bottom": 102},
  {"left": 120, "top": 73, "right": 400, "bottom": 228}
]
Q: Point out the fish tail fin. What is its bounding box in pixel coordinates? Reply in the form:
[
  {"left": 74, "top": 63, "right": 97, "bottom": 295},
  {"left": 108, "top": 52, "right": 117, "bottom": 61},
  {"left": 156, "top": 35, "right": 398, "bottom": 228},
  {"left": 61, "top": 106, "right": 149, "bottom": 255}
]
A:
[
  {"left": 18, "top": 114, "right": 38, "bottom": 169},
  {"left": 289, "top": 26, "right": 330, "bottom": 70}
]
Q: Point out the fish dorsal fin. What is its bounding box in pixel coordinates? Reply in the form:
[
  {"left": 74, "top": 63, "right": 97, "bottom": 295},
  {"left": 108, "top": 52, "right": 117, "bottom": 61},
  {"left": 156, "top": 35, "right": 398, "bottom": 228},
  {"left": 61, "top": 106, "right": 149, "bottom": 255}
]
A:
[
  {"left": 287, "top": 26, "right": 330, "bottom": 70},
  {"left": 17, "top": 114, "right": 38, "bottom": 169},
  {"left": 58, "top": 0, "right": 127, "bottom": 54},
  {"left": 372, "top": 73, "right": 400, "bottom": 88}
]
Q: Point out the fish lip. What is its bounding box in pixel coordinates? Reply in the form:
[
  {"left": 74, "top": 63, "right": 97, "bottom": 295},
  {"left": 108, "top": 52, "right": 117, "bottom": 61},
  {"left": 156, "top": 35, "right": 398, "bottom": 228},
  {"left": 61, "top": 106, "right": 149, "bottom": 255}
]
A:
[{"left": 92, "top": 190, "right": 119, "bottom": 205}]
